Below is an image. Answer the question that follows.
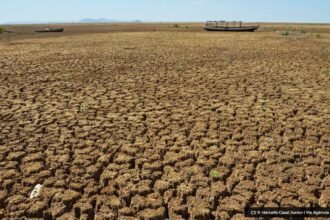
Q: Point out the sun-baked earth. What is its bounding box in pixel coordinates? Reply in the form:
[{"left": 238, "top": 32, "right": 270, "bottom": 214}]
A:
[{"left": 0, "top": 24, "right": 330, "bottom": 220}]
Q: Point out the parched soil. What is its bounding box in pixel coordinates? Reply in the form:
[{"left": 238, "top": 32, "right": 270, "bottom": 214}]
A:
[{"left": 0, "top": 27, "right": 330, "bottom": 219}]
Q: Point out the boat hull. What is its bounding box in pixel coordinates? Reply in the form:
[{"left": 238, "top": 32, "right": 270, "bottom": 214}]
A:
[
  {"left": 35, "top": 28, "right": 64, "bottom": 33},
  {"left": 204, "top": 26, "right": 259, "bottom": 32}
]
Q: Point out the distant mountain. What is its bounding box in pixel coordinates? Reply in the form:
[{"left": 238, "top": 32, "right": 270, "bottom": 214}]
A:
[
  {"left": 79, "top": 18, "right": 118, "bottom": 23},
  {"left": 79, "top": 18, "right": 143, "bottom": 23},
  {"left": 1, "top": 18, "right": 143, "bottom": 25},
  {"left": 133, "top": 20, "right": 143, "bottom": 23}
]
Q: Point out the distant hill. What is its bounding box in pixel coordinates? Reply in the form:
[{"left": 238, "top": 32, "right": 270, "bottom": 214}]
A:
[
  {"left": 79, "top": 18, "right": 142, "bottom": 23},
  {"left": 2, "top": 18, "right": 143, "bottom": 25},
  {"left": 79, "top": 18, "right": 118, "bottom": 23}
]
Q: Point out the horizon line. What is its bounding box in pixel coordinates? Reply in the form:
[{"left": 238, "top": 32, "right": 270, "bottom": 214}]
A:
[{"left": 2, "top": 20, "right": 330, "bottom": 26}]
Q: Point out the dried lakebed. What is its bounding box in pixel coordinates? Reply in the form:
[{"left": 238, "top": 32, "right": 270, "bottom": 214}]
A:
[{"left": 0, "top": 31, "right": 329, "bottom": 219}]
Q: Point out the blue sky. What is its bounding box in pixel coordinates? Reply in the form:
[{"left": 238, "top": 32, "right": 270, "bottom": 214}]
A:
[{"left": 1, "top": 0, "right": 329, "bottom": 24}]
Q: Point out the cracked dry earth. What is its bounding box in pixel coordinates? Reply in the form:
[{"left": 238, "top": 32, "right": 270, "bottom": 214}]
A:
[{"left": 0, "top": 31, "right": 330, "bottom": 220}]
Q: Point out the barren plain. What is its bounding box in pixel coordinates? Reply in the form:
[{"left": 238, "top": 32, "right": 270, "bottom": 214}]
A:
[{"left": 0, "top": 23, "right": 330, "bottom": 219}]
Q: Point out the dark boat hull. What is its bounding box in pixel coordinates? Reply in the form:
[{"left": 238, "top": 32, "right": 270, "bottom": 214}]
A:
[
  {"left": 35, "top": 28, "right": 64, "bottom": 33},
  {"left": 204, "top": 26, "right": 259, "bottom": 32}
]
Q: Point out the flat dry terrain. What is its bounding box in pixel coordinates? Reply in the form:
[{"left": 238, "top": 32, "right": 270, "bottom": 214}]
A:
[{"left": 0, "top": 23, "right": 330, "bottom": 219}]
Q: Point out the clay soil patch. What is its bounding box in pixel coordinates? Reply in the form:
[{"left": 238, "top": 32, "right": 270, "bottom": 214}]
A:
[{"left": 0, "top": 26, "right": 329, "bottom": 219}]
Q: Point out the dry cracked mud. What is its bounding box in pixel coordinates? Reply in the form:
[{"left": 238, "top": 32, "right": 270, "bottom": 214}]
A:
[{"left": 0, "top": 29, "right": 330, "bottom": 219}]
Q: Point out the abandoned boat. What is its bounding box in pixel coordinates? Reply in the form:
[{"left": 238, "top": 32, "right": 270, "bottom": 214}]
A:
[
  {"left": 35, "top": 28, "right": 64, "bottom": 33},
  {"left": 204, "top": 21, "right": 259, "bottom": 32}
]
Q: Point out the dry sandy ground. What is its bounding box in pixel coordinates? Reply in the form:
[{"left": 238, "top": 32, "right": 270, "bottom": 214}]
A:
[
  {"left": 0, "top": 24, "right": 330, "bottom": 219},
  {"left": 2, "top": 22, "right": 330, "bottom": 40}
]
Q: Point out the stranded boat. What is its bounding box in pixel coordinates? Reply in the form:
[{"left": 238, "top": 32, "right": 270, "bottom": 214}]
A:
[
  {"left": 204, "top": 21, "right": 259, "bottom": 32},
  {"left": 35, "top": 28, "right": 64, "bottom": 33}
]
